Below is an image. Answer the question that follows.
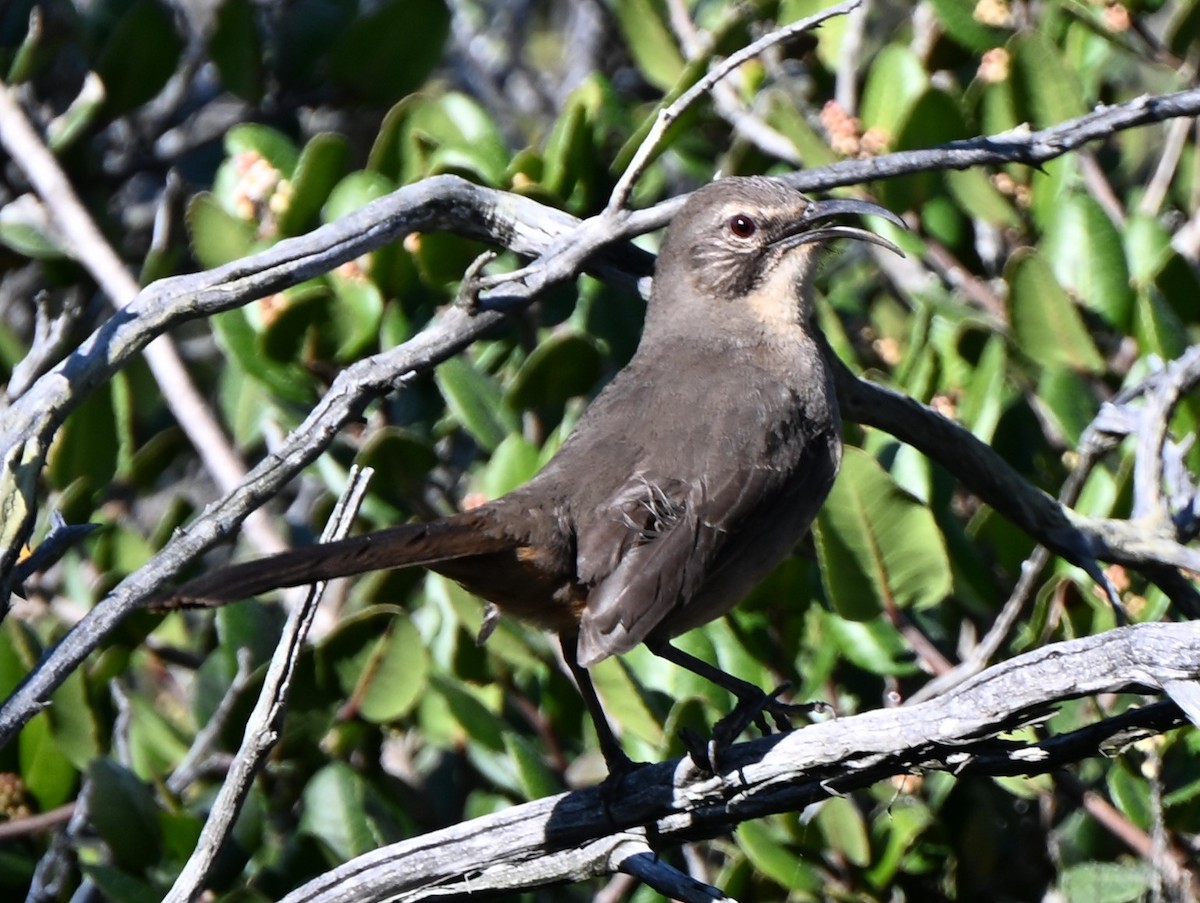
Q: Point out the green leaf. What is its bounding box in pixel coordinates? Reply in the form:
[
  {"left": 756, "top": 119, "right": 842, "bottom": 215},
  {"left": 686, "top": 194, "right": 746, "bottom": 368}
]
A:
[
  {"left": 86, "top": 758, "right": 162, "bottom": 871},
  {"left": 320, "top": 607, "right": 430, "bottom": 723},
  {"left": 1041, "top": 194, "right": 1134, "bottom": 330},
  {"left": 541, "top": 92, "right": 591, "bottom": 200},
  {"left": 1134, "top": 288, "right": 1187, "bottom": 362},
  {"left": 506, "top": 333, "right": 603, "bottom": 411},
  {"left": 926, "top": 0, "right": 1009, "bottom": 50},
  {"left": 435, "top": 356, "right": 519, "bottom": 452},
  {"left": 329, "top": 0, "right": 450, "bottom": 106},
  {"left": 504, "top": 733, "right": 560, "bottom": 801},
  {"left": 429, "top": 675, "right": 505, "bottom": 752},
  {"left": 300, "top": 762, "right": 379, "bottom": 859},
  {"left": 5, "top": 5, "right": 43, "bottom": 84},
  {"left": 959, "top": 334, "right": 1008, "bottom": 443},
  {"left": 19, "top": 712, "right": 76, "bottom": 810},
  {"left": 1037, "top": 367, "right": 1096, "bottom": 446},
  {"left": 1009, "top": 32, "right": 1088, "bottom": 127},
  {"left": 1006, "top": 249, "right": 1105, "bottom": 374},
  {"left": 866, "top": 799, "right": 933, "bottom": 886},
  {"left": 326, "top": 270, "right": 384, "bottom": 361},
  {"left": 80, "top": 865, "right": 161, "bottom": 903},
  {"left": 813, "top": 447, "right": 952, "bottom": 620},
  {"left": 216, "top": 601, "right": 287, "bottom": 672},
  {"left": 944, "top": 168, "right": 1021, "bottom": 228},
  {"left": 400, "top": 93, "right": 510, "bottom": 185},
  {"left": 781, "top": 0, "right": 850, "bottom": 71},
  {"left": 185, "top": 192, "right": 257, "bottom": 269},
  {"left": 49, "top": 669, "right": 100, "bottom": 770},
  {"left": 474, "top": 433, "right": 541, "bottom": 500},
  {"left": 1059, "top": 862, "right": 1152, "bottom": 903},
  {"left": 1106, "top": 761, "right": 1151, "bottom": 830},
  {"left": 47, "top": 74, "right": 107, "bottom": 153},
  {"left": 587, "top": 655, "right": 665, "bottom": 751},
  {"left": 885, "top": 89, "right": 969, "bottom": 211},
  {"left": 612, "top": 0, "right": 686, "bottom": 92},
  {"left": 0, "top": 195, "right": 68, "bottom": 259},
  {"left": 859, "top": 45, "right": 928, "bottom": 139},
  {"left": 225, "top": 123, "right": 300, "bottom": 175},
  {"left": 357, "top": 428, "right": 438, "bottom": 500},
  {"left": 210, "top": 306, "right": 316, "bottom": 404},
  {"left": 278, "top": 133, "right": 350, "bottom": 236},
  {"left": 47, "top": 378, "right": 119, "bottom": 493},
  {"left": 1123, "top": 212, "right": 1172, "bottom": 287},
  {"left": 765, "top": 93, "right": 836, "bottom": 168},
  {"left": 127, "top": 696, "right": 189, "bottom": 779},
  {"left": 816, "top": 796, "right": 871, "bottom": 866},
  {"left": 737, "top": 819, "right": 823, "bottom": 892},
  {"left": 208, "top": 0, "right": 263, "bottom": 101},
  {"left": 1166, "top": 0, "right": 1200, "bottom": 56},
  {"left": 323, "top": 170, "right": 397, "bottom": 222},
  {"left": 0, "top": 624, "right": 31, "bottom": 698},
  {"left": 95, "top": 0, "right": 183, "bottom": 114},
  {"left": 822, "top": 613, "right": 918, "bottom": 677}
]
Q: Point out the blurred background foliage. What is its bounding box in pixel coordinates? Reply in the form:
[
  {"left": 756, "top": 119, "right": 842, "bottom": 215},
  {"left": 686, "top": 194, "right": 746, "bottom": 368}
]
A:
[{"left": 1, "top": 0, "right": 1199, "bottom": 900}]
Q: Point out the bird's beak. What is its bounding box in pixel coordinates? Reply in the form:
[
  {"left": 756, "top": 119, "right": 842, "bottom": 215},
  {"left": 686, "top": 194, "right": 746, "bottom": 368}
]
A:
[{"left": 776, "top": 197, "right": 907, "bottom": 257}]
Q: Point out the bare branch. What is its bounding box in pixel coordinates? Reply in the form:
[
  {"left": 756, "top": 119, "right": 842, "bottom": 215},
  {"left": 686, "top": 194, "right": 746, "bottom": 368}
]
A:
[
  {"left": 3, "top": 86, "right": 1200, "bottom": 756},
  {"left": 164, "top": 466, "right": 373, "bottom": 903},
  {"left": 0, "top": 80, "right": 287, "bottom": 563},
  {"left": 277, "top": 622, "right": 1200, "bottom": 902}
]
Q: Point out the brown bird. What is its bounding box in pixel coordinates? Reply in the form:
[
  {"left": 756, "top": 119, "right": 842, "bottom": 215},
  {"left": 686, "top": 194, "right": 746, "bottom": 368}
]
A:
[{"left": 164, "top": 176, "right": 903, "bottom": 773}]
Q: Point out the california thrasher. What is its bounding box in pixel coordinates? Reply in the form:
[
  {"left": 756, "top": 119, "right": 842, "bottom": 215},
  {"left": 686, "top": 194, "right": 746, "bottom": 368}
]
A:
[{"left": 163, "top": 176, "right": 903, "bottom": 772}]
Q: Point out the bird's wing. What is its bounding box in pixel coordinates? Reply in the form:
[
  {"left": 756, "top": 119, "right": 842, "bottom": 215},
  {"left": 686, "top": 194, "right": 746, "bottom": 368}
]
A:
[{"left": 573, "top": 461, "right": 779, "bottom": 667}]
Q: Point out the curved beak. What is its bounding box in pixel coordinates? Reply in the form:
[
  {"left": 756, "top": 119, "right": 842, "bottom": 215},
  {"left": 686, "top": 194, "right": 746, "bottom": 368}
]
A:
[{"left": 776, "top": 196, "right": 907, "bottom": 257}]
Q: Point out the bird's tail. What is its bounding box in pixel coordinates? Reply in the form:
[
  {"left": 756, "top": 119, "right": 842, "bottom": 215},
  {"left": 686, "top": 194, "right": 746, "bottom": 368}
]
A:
[{"left": 155, "top": 511, "right": 513, "bottom": 608}]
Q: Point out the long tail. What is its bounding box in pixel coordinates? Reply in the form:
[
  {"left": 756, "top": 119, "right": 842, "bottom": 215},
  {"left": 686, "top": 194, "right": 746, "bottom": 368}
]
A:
[{"left": 157, "top": 513, "right": 515, "bottom": 608}]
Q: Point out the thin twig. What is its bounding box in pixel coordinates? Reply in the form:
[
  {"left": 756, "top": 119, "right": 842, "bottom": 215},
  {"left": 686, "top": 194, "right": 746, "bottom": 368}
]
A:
[
  {"left": 163, "top": 466, "right": 374, "bottom": 903},
  {"left": 166, "top": 647, "right": 255, "bottom": 796},
  {"left": 606, "top": 0, "right": 860, "bottom": 212},
  {"left": 0, "top": 80, "right": 287, "bottom": 560}
]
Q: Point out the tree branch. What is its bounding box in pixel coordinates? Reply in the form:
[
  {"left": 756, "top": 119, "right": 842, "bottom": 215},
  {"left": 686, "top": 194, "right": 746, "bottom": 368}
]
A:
[
  {"left": 3, "top": 86, "right": 1200, "bottom": 756},
  {"left": 277, "top": 622, "right": 1200, "bottom": 902}
]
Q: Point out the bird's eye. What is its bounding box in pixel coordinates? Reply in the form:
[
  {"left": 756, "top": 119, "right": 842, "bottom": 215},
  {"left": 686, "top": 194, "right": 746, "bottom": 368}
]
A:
[{"left": 728, "top": 214, "right": 757, "bottom": 238}]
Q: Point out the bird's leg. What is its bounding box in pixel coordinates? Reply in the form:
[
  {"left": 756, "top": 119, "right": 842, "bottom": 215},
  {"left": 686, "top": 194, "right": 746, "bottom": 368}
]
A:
[
  {"left": 648, "top": 639, "right": 819, "bottom": 771},
  {"left": 560, "top": 634, "right": 640, "bottom": 780}
]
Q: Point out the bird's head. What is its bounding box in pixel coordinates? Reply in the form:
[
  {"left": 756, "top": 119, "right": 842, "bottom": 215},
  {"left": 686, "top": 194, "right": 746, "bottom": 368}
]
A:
[{"left": 651, "top": 176, "right": 904, "bottom": 330}]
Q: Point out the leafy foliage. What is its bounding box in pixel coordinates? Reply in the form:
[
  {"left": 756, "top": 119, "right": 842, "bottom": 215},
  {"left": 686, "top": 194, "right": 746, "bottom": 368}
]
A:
[{"left": 1, "top": 0, "right": 1199, "bottom": 900}]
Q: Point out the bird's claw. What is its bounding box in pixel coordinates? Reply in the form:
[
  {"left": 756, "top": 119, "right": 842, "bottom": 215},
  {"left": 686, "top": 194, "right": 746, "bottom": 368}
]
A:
[{"left": 686, "top": 683, "right": 828, "bottom": 773}]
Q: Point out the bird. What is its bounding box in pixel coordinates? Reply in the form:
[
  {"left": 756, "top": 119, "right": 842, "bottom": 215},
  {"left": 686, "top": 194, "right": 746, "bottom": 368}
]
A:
[{"left": 161, "top": 176, "right": 904, "bottom": 774}]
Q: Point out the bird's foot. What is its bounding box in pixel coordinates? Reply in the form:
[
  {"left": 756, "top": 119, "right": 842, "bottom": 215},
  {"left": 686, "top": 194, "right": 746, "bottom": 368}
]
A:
[
  {"left": 685, "top": 683, "right": 829, "bottom": 773},
  {"left": 596, "top": 750, "right": 647, "bottom": 822}
]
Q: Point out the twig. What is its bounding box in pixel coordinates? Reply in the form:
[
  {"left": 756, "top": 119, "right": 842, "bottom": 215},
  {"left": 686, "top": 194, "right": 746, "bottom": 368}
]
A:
[
  {"left": 1140, "top": 115, "right": 1192, "bottom": 216},
  {"left": 0, "top": 803, "right": 74, "bottom": 840},
  {"left": 1133, "top": 347, "right": 1200, "bottom": 522},
  {"left": 10, "top": 511, "right": 98, "bottom": 589},
  {"left": 0, "top": 80, "right": 287, "bottom": 563},
  {"left": 163, "top": 466, "right": 373, "bottom": 903},
  {"left": 835, "top": 0, "right": 868, "bottom": 112},
  {"left": 166, "top": 647, "right": 255, "bottom": 796},
  {"left": 606, "top": 0, "right": 860, "bottom": 213},
  {"left": 907, "top": 383, "right": 1130, "bottom": 704},
  {"left": 664, "top": 0, "right": 803, "bottom": 166},
  {"left": 26, "top": 772, "right": 96, "bottom": 903}
]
